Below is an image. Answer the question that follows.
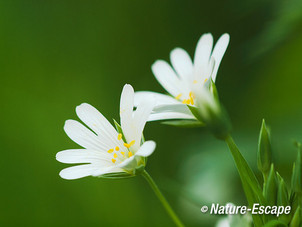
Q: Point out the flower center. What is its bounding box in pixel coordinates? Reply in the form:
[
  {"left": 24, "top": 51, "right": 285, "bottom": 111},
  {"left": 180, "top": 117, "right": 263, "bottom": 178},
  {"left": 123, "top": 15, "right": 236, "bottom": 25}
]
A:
[
  {"left": 175, "top": 92, "right": 195, "bottom": 105},
  {"left": 175, "top": 78, "right": 208, "bottom": 105},
  {"left": 107, "top": 133, "right": 136, "bottom": 163}
]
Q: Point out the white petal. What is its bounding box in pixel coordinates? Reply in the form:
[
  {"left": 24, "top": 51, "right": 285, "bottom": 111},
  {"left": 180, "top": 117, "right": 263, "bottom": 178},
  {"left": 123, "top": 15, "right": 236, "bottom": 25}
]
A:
[
  {"left": 135, "top": 140, "right": 156, "bottom": 157},
  {"left": 120, "top": 84, "right": 134, "bottom": 135},
  {"left": 132, "top": 99, "right": 155, "bottom": 148},
  {"left": 148, "top": 104, "right": 195, "bottom": 121},
  {"left": 117, "top": 156, "right": 135, "bottom": 168},
  {"left": 148, "top": 112, "right": 195, "bottom": 121},
  {"left": 152, "top": 60, "right": 183, "bottom": 97},
  {"left": 59, "top": 164, "right": 100, "bottom": 180},
  {"left": 153, "top": 103, "right": 192, "bottom": 114},
  {"left": 76, "top": 103, "right": 119, "bottom": 149},
  {"left": 170, "top": 48, "right": 193, "bottom": 81},
  {"left": 56, "top": 149, "right": 112, "bottom": 164},
  {"left": 216, "top": 218, "right": 230, "bottom": 227},
  {"left": 92, "top": 166, "right": 124, "bottom": 177},
  {"left": 211, "top": 33, "right": 230, "bottom": 82},
  {"left": 194, "top": 33, "right": 213, "bottom": 77},
  {"left": 134, "top": 91, "right": 179, "bottom": 107},
  {"left": 204, "top": 56, "right": 215, "bottom": 79},
  {"left": 64, "top": 120, "right": 106, "bottom": 150}
]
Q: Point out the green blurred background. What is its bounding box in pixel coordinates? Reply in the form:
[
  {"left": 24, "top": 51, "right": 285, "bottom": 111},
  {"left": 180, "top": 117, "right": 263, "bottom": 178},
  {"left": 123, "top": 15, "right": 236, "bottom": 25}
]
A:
[{"left": 1, "top": 0, "right": 302, "bottom": 226}]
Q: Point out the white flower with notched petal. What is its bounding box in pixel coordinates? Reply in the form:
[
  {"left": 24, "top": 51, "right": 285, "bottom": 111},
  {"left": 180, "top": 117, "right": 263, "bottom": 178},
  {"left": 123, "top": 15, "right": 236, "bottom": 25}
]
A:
[
  {"left": 56, "top": 84, "right": 156, "bottom": 180},
  {"left": 134, "top": 33, "right": 229, "bottom": 122}
]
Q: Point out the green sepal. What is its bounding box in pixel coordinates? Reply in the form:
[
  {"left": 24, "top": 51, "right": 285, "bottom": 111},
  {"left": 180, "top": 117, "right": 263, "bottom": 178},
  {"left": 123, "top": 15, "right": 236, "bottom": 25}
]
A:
[
  {"left": 189, "top": 104, "right": 231, "bottom": 140},
  {"left": 141, "top": 133, "right": 145, "bottom": 143},
  {"left": 113, "top": 119, "right": 126, "bottom": 142},
  {"left": 134, "top": 164, "right": 145, "bottom": 175},
  {"left": 161, "top": 119, "right": 204, "bottom": 128},
  {"left": 262, "top": 220, "right": 287, "bottom": 227},
  {"left": 289, "top": 206, "right": 301, "bottom": 227},
  {"left": 210, "top": 79, "right": 219, "bottom": 101},
  {"left": 264, "top": 164, "right": 277, "bottom": 206},
  {"left": 258, "top": 119, "right": 272, "bottom": 179},
  {"left": 99, "top": 172, "right": 135, "bottom": 179},
  {"left": 187, "top": 105, "right": 204, "bottom": 123}
]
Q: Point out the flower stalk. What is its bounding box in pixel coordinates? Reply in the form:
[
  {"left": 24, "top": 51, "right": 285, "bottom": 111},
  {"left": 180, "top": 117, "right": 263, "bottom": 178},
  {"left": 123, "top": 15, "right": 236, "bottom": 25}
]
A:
[{"left": 141, "top": 170, "right": 184, "bottom": 227}]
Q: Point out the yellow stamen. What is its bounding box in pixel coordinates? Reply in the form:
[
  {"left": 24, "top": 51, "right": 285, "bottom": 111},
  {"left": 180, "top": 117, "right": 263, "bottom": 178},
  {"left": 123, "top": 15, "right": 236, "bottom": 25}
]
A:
[
  {"left": 189, "top": 92, "right": 194, "bottom": 105},
  {"left": 190, "top": 97, "right": 194, "bottom": 105},
  {"left": 117, "top": 133, "right": 122, "bottom": 140},
  {"left": 175, "top": 93, "right": 182, "bottom": 100},
  {"left": 186, "top": 99, "right": 191, "bottom": 104},
  {"left": 204, "top": 78, "right": 208, "bottom": 83},
  {"left": 115, "top": 146, "right": 119, "bottom": 151},
  {"left": 182, "top": 99, "right": 187, "bottom": 104},
  {"left": 128, "top": 151, "right": 133, "bottom": 157},
  {"left": 112, "top": 159, "right": 116, "bottom": 163},
  {"left": 113, "top": 153, "right": 118, "bottom": 158},
  {"left": 193, "top": 80, "right": 198, "bottom": 84},
  {"left": 124, "top": 140, "right": 135, "bottom": 148},
  {"left": 121, "top": 151, "right": 125, "bottom": 156},
  {"left": 107, "top": 149, "right": 114, "bottom": 153}
]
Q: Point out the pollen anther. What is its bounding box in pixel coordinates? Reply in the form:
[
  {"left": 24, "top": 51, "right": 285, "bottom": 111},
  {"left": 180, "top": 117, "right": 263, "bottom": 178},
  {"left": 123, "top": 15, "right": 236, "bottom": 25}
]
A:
[
  {"left": 107, "top": 149, "right": 114, "bottom": 153},
  {"left": 175, "top": 93, "right": 182, "bottom": 100},
  {"left": 128, "top": 151, "right": 133, "bottom": 157},
  {"left": 124, "top": 140, "right": 135, "bottom": 148},
  {"left": 117, "top": 133, "right": 122, "bottom": 140}
]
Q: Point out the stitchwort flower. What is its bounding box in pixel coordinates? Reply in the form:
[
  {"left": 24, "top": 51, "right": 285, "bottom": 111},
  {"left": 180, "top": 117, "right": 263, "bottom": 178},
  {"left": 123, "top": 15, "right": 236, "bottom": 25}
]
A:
[
  {"left": 56, "top": 84, "right": 184, "bottom": 226},
  {"left": 134, "top": 33, "right": 230, "bottom": 124},
  {"left": 56, "top": 84, "right": 156, "bottom": 180}
]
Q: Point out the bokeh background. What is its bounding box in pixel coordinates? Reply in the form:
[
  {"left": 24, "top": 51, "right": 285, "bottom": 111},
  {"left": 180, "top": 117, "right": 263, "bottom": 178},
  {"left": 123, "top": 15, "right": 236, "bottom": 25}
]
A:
[{"left": 1, "top": 1, "right": 302, "bottom": 226}]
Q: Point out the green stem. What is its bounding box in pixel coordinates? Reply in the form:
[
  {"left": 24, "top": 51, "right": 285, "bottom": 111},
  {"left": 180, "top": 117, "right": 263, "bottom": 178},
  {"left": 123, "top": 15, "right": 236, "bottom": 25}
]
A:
[{"left": 142, "top": 170, "right": 185, "bottom": 227}]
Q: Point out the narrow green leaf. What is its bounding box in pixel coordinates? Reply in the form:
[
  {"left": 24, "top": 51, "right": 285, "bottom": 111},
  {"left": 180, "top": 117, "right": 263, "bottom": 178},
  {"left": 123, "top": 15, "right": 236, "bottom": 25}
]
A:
[
  {"left": 225, "top": 135, "right": 265, "bottom": 227},
  {"left": 291, "top": 143, "right": 302, "bottom": 194},
  {"left": 258, "top": 119, "right": 272, "bottom": 179},
  {"left": 264, "top": 165, "right": 277, "bottom": 206},
  {"left": 277, "top": 174, "right": 291, "bottom": 224},
  {"left": 277, "top": 175, "right": 289, "bottom": 207},
  {"left": 289, "top": 206, "right": 301, "bottom": 227},
  {"left": 290, "top": 163, "right": 297, "bottom": 205},
  {"left": 262, "top": 220, "right": 287, "bottom": 227}
]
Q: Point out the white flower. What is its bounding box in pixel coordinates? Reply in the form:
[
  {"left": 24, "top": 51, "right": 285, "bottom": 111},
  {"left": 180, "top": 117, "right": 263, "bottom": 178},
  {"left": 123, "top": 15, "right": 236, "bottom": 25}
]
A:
[
  {"left": 216, "top": 203, "right": 252, "bottom": 227},
  {"left": 134, "top": 33, "right": 230, "bottom": 122},
  {"left": 56, "top": 84, "right": 156, "bottom": 180}
]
